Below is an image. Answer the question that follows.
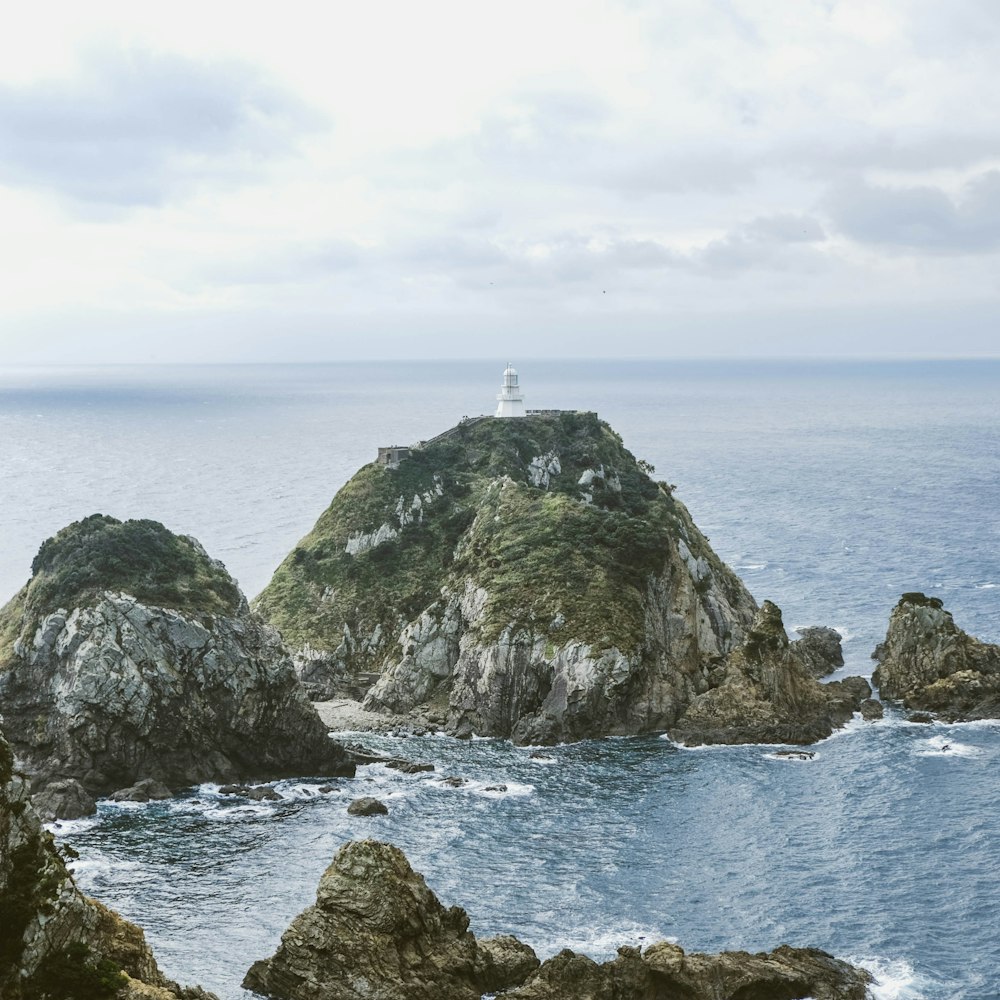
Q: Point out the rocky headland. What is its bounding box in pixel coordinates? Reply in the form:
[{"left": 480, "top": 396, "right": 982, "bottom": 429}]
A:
[
  {"left": 244, "top": 838, "right": 873, "bottom": 1000},
  {"left": 256, "top": 412, "right": 863, "bottom": 745},
  {"left": 0, "top": 515, "right": 354, "bottom": 818},
  {"left": 0, "top": 727, "right": 215, "bottom": 1000},
  {"left": 669, "top": 601, "right": 870, "bottom": 746},
  {"left": 872, "top": 592, "right": 1000, "bottom": 720}
]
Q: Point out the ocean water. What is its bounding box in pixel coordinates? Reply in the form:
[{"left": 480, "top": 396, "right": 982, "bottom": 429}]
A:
[{"left": 2, "top": 360, "right": 999, "bottom": 999}]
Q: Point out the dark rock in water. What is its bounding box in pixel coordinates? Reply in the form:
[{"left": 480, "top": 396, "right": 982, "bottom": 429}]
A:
[
  {"left": 0, "top": 515, "right": 355, "bottom": 818},
  {"left": 0, "top": 727, "right": 216, "bottom": 999},
  {"left": 441, "top": 776, "right": 467, "bottom": 787},
  {"left": 31, "top": 778, "right": 95, "bottom": 822},
  {"left": 244, "top": 839, "right": 871, "bottom": 1000},
  {"left": 772, "top": 750, "right": 816, "bottom": 760},
  {"left": 108, "top": 778, "right": 173, "bottom": 803},
  {"left": 218, "top": 784, "right": 247, "bottom": 795},
  {"left": 242, "top": 839, "right": 535, "bottom": 1000},
  {"left": 504, "top": 940, "right": 872, "bottom": 1000},
  {"left": 873, "top": 593, "right": 1000, "bottom": 721},
  {"left": 792, "top": 625, "right": 845, "bottom": 677},
  {"left": 484, "top": 784, "right": 508, "bottom": 792},
  {"left": 347, "top": 796, "right": 388, "bottom": 816},
  {"left": 860, "top": 699, "right": 884, "bottom": 721},
  {"left": 254, "top": 413, "right": 760, "bottom": 745},
  {"left": 317, "top": 785, "right": 336, "bottom": 794},
  {"left": 384, "top": 759, "right": 435, "bottom": 774},
  {"left": 669, "top": 602, "right": 870, "bottom": 746},
  {"left": 247, "top": 786, "right": 283, "bottom": 802},
  {"left": 908, "top": 711, "right": 935, "bottom": 724}
]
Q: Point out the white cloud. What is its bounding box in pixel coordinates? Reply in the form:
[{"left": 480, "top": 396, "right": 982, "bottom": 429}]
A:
[{"left": 1, "top": 0, "right": 999, "bottom": 359}]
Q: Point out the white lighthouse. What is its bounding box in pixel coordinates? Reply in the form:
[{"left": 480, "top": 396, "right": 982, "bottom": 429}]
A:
[{"left": 495, "top": 363, "right": 526, "bottom": 418}]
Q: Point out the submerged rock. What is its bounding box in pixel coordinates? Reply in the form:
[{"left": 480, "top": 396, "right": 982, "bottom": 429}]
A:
[
  {"left": 242, "top": 839, "right": 533, "bottom": 1000},
  {"left": 792, "top": 625, "right": 845, "bottom": 677},
  {"left": 0, "top": 728, "right": 215, "bottom": 1000},
  {"left": 108, "top": 779, "right": 173, "bottom": 803},
  {"left": 245, "top": 839, "right": 871, "bottom": 1000},
  {"left": 0, "top": 515, "right": 354, "bottom": 818},
  {"left": 669, "top": 602, "right": 870, "bottom": 746},
  {"left": 256, "top": 412, "right": 763, "bottom": 743},
  {"left": 873, "top": 592, "right": 1000, "bottom": 720}
]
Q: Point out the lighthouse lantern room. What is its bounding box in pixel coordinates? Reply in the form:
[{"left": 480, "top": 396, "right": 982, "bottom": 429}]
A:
[{"left": 495, "top": 364, "right": 526, "bottom": 418}]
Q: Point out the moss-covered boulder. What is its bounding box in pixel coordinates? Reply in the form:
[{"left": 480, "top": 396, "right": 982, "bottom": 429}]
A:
[
  {"left": 256, "top": 412, "right": 760, "bottom": 743},
  {"left": 872, "top": 593, "right": 1000, "bottom": 719},
  {"left": 0, "top": 516, "right": 354, "bottom": 817}
]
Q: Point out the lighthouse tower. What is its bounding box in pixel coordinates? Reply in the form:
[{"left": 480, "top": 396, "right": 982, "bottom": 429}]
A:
[{"left": 495, "top": 363, "right": 526, "bottom": 418}]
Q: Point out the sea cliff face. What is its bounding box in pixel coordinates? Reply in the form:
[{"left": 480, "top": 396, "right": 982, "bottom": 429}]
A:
[
  {"left": 256, "top": 413, "right": 761, "bottom": 743},
  {"left": 873, "top": 592, "right": 1000, "bottom": 719},
  {"left": 0, "top": 516, "right": 353, "bottom": 817},
  {"left": 0, "top": 729, "right": 214, "bottom": 999}
]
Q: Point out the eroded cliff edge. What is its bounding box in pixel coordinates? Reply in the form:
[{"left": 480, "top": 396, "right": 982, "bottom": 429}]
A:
[
  {"left": 0, "top": 515, "right": 353, "bottom": 818},
  {"left": 0, "top": 727, "right": 215, "bottom": 999}
]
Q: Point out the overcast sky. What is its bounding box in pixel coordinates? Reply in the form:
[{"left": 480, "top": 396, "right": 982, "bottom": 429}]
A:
[{"left": 2, "top": 0, "right": 1000, "bottom": 362}]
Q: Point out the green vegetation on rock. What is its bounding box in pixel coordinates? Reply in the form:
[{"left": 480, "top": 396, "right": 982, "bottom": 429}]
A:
[
  {"left": 0, "top": 515, "right": 242, "bottom": 663},
  {"left": 256, "top": 411, "right": 718, "bottom": 656}
]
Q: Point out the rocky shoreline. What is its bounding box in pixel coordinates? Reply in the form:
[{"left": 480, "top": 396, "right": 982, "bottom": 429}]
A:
[{"left": 244, "top": 839, "right": 874, "bottom": 1000}]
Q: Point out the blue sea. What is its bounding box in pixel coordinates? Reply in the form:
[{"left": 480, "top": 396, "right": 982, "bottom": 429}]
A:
[{"left": 1, "top": 360, "right": 999, "bottom": 999}]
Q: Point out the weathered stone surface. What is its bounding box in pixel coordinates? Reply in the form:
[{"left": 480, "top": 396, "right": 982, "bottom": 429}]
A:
[
  {"left": 109, "top": 779, "right": 174, "bottom": 803},
  {"left": 31, "top": 777, "right": 96, "bottom": 822},
  {"left": 792, "top": 625, "right": 845, "bottom": 677},
  {"left": 872, "top": 593, "right": 1000, "bottom": 720},
  {"left": 0, "top": 521, "right": 356, "bottom": 818},
  {"left": 860, "top": 698, "right": 884, "bottom": 721},
  {"left": 242, "top": 839, "right": 532, "bottom": 1000},
  {"left": 505, "top": 940, "right": 872, "bottom": 1000},
  {"left": 347, "top": 796, "right": 388, "bottom": 816},
  {"left": 669, "top": 602, "right": 870, "bottom": 746},
  {"left": 0, "top": 728, "right": 215, "bottom": 1000}
]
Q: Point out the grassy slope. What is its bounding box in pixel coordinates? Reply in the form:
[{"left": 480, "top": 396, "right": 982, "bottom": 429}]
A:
[
  {"left": 256, "top": 412, "right": 719, "bottom": 656},
  {"left": 0, "top": 515, "right": 242, "bottom": 666}
]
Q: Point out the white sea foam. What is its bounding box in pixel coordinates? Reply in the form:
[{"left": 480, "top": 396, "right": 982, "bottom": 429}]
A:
[
  {"left": 915, "top": 735, "right": 982, "bottom": 758},
  {"left": 975, "top": 582, "right": 997, "bottom": 590},
  {"left": 852, "top": 956, "right": 925, "bottom": 999},
  {"left": 45, "top": 815, "right": 101, "bottom": 836},
  {"left": 737, "top": 561, "right": 768, "bottom": 571}
]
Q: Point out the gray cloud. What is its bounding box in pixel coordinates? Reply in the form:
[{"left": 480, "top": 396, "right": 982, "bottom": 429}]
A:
[
  {"left": 0, "top": 47, "right": 322, "bottom": 206},
  {"left": 825, "top": 171, "right": 1000, "bottom": 252}
]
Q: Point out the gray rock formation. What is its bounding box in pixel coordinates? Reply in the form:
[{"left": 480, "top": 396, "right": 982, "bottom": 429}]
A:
[
  {"left": 669, "top": 602, "right": 870, "bottom": 746},
  {"left": 347, "top": 796, "right": 388, "bottom": 816},
  {"left": 0, "top": 517, "right": 354, "bottom": 818},
  {"left": 872, "top": 592, "right": 1000, "bottom": 720},
  {"left": 244, "top": 838, "right": 871, "bottom": 1000},
  {"left": 504, "top": 941, "right": 872, "bottom": 1000},
  {"left": 256, "top": 413, "right": 763, "bottom": 745},
  {"left": 242, "top": 839, "right": 535, "bottom": 1000},
  {"left": 0, "top": 728, "right": 215, "bottom": 1000},
  {"left": 792, "top": 625, "right": 844, "bottom": 677}
]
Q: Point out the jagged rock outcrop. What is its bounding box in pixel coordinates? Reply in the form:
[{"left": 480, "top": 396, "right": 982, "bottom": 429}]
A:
[
  {"left": 0, "top": 515, "right": 354, "bottom": 818},
  {"left": 242, "top": 839, "right": 538, "bottom": 1000},
  {"left": 504, "top": 941, "right": 872, "bottom": 1000},
  {"left": 669, "top": 602, "right": 870, "bottom": 746},
  {"left": 872, "top": 592, "right": 1000, "bottom": 719},
  {"left": 256, "top": 412, "right": 763, "bottom": 744},
  {"left": 245, "top": 839, "right": 871, "bottom": 1000},
  {"left": 0, "top": 728, "right": 215, "bottom": 1000},
  {"left": 792, "top": 626, "right": 844, "bottom": 677}
]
